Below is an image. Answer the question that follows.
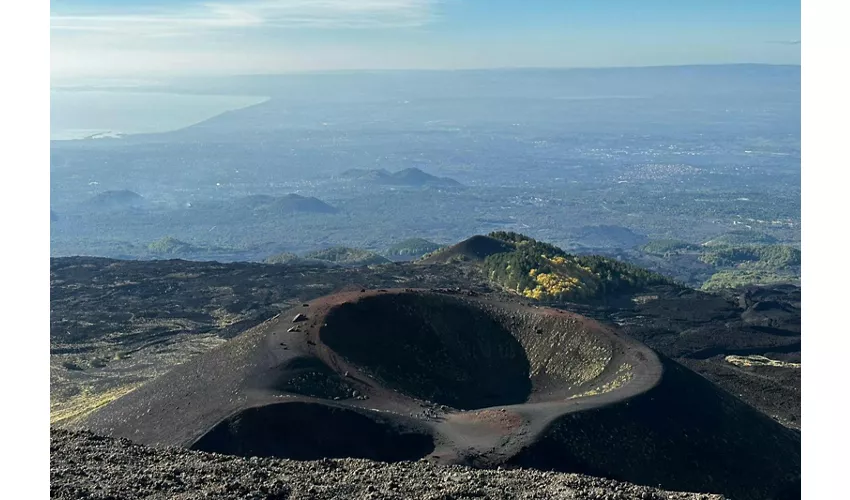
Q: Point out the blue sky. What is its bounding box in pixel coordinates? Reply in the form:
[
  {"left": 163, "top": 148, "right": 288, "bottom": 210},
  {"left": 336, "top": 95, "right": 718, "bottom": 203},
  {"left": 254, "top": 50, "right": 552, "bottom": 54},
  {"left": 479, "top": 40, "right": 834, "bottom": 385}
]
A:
[{"left": 51, "top": 0, "right": 801, "bottom": 81}]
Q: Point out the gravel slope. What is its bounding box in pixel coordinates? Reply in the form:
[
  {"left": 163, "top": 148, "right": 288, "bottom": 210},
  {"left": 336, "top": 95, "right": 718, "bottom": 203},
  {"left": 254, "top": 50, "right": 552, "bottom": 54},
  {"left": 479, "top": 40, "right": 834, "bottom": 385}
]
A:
[{"left": 51, "top": 429, "right": 725, "bottom": 500}]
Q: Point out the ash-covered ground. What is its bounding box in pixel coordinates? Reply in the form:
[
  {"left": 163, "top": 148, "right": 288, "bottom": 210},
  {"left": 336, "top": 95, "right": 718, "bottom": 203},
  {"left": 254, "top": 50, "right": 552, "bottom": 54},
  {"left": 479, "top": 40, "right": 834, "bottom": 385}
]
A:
[{"left": 51, "top": 429, "right": 725, "bottom": 500}]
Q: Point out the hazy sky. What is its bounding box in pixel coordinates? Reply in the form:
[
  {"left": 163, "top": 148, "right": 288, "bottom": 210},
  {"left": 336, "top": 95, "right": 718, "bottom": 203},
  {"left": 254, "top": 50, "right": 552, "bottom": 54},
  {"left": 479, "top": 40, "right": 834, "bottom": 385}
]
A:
[{"left": 51, "top": 0, "right": 801, "bottom": 81}]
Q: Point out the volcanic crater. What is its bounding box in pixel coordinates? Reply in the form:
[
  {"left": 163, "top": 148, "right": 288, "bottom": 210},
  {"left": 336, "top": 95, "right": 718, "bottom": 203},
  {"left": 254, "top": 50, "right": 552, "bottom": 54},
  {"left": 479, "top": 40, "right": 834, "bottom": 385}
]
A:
[{"left": 76, "top": 289, "right": 800, "bottom": 500}]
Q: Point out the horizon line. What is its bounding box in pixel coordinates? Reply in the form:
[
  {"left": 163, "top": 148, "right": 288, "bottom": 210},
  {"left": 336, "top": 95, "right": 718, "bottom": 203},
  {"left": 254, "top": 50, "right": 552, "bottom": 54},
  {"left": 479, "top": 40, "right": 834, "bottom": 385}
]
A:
[{"left": 51, "top": 62, "right": 801, "bottom": 88}]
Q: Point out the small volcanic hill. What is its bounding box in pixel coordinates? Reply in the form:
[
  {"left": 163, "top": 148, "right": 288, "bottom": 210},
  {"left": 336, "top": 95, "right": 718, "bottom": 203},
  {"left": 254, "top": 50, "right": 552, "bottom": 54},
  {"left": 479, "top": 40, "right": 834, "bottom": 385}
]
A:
[
  {"left": 423, "top": 232, "right": 673, "bottom": 303},
  {"left": 76, "top": 289, "right": 799, "bottom": 499},
  {"left": 236, "top": 193, "right": 338, "bottom": 214},
  {"left": 420, "top": 235, "right": 514, "bottom": 263},
  {"left": 303, "top": 246, "right": 390, "bottom": 267},
  {"left": 339, "top": 167, "right": 462, "bottom": 187},
  {"left": 146, "top": 236, "right": 203, "bottom": 256},
  {"left": 84, "top": 190, "right": 147, "bottom": 211},
  {"left": 703, "top": 229, "right": 779, "bottom": 247},
  {"left": 265, "top": 247, "right": 390, "bottom": 268}
]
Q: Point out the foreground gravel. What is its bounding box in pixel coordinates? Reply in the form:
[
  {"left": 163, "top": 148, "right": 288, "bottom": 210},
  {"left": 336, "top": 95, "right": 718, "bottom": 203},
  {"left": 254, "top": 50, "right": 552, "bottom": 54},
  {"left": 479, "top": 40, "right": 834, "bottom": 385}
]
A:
[{"left": 51, "top": 429, "right": 724, "bottom": 500}]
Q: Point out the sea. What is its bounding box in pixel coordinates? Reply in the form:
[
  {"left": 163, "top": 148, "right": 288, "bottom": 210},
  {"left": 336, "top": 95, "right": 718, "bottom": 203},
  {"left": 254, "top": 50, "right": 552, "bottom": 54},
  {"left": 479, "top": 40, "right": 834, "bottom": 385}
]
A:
[{"left": 50, "top": 89, "right": 267, "bottom": 140}]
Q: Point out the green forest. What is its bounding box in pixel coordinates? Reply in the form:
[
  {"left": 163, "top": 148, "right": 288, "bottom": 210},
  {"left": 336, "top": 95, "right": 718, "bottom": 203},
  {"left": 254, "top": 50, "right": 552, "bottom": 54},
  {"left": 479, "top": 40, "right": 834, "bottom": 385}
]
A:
[{"left": 484, "top": 232, "right": 673, "bottom": 301}]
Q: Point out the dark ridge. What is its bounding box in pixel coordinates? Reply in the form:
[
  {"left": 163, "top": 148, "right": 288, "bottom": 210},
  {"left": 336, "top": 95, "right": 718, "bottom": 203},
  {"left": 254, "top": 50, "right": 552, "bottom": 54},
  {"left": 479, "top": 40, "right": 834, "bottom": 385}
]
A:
[
  {"left": 191, "top": 402, "right": 435, "bottom": 461},
  {"left": 420, "top": 235, "right": 514, "bottom": 263}
]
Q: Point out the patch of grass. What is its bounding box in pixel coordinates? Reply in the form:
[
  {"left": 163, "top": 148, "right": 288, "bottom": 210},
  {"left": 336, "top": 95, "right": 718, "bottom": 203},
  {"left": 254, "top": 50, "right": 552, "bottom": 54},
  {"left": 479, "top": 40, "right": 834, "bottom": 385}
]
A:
[
  {"left": 210, "top": 308, "right": 245, "bottom": 328},
  {"left": 569, "top": 363, "right": 634, "bottom": 399},
  {"left": 50, "top": 384, "right": 140, "bottom": 427},
  {"left": 725, "top": 355, "right": 800, "bottom": 369}
]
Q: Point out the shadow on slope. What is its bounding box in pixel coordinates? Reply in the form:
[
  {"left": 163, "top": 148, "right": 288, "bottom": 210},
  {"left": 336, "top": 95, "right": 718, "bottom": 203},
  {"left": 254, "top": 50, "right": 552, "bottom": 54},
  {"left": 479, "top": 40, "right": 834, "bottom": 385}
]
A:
[
  {"left": 321, "top": 293, "right": 532, "bottom": 409},
  {"left": 193, "top": 402, "right": 434, "bottom": 461},
  {"left": 509, "top": 356, "right": 800, "bottom": 500}
]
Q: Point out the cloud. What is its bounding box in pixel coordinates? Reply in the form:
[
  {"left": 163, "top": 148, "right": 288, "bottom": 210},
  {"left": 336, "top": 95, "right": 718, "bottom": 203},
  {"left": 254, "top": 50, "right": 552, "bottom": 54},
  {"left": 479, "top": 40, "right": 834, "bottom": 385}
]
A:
[
  {"left": 51, "top": 0, "right": 440, "bottom": 36},
  {"left": 768, "top": 40, "right": 801, "bottom": 45}
]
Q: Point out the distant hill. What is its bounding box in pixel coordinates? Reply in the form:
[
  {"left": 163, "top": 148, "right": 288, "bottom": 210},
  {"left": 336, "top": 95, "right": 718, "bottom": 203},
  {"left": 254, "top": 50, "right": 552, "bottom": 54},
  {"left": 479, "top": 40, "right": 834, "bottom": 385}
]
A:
[
  {"left": 385, "top": 238, "right": 442, "bottom": 259},
  {"left": 640, "top": 240, "right": 702, "bottom": 256},
  {"left": 699, "top": 245, "right": 800, "bottom": 291},
  {"left": 303, "top": 247, "right": 390, "bottom": 267},
  {"left": 264, "top": 252, "right": 336, "bottom": 268},
  {"left": 147, "top": 237, "right": 202, "bottom": 256},
  {"left": 264, "top": 252, "right": 300, "bottom": 264},
  {"left": 84, "top": 190, "right": 147, "bottom": 211},
  {"left": 144, "top": 236, "right": 243, "bottom": 259},
  {"left": 702, "top": 269, "right": 801, "bottom": 291},
  {"left": 698, "top": 245, "right": 800, "bottom": 268},
  {"left": 338, "top": 168, "right": 461, "bottom": 187},
  {"left": 637, "top": 238, "right": 800, "bottom": 290},
  {"left": 235, "top": 194, "right": 338, "bottom": 214},
  {"left": 703, "top": 229, "right": 779, "bottom": 247}
]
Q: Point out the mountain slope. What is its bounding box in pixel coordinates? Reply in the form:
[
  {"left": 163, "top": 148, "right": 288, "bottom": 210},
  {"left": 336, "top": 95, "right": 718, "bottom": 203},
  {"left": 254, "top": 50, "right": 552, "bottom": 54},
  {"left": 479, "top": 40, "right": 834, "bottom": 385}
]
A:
[{"left": 339, "top": 168, "right": 461, "bottom": 187}]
